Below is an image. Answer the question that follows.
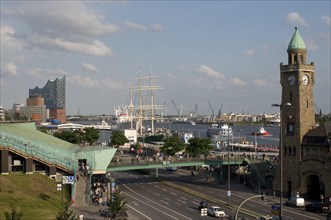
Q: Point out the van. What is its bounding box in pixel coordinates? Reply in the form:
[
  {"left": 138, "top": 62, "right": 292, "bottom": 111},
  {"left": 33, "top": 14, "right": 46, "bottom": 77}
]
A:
[{"left": 285, "top": 196, "right": 305, "bottom": 207}]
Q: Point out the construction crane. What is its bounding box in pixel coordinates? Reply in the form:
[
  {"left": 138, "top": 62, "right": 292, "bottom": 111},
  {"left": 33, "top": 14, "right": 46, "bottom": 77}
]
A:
[
  {"left": 218, "top": 103, "right": 223, "bottom": 118},
  {"left": 190, "top": 104, "right": 198, "bottom": 117},
  {"left": 171, "top": 99, "right": 181, "bottom": 119},
  {"left": 208, "top": 101, "right": 215, "bottom": 121}
]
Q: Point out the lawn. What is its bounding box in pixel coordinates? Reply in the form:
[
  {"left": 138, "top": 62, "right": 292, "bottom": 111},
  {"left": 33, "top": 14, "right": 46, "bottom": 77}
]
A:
[{"left": 0, "top": 173, "right": 70, "bottom": 220}]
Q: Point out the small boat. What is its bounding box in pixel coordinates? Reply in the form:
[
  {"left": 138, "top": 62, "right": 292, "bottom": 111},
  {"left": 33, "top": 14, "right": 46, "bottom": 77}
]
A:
[
  {"left": 206, "top": 123, "right": 233, "bottom": 137},
  {"left": 251, "top": 127, "right": 271, "bottom": 136}
]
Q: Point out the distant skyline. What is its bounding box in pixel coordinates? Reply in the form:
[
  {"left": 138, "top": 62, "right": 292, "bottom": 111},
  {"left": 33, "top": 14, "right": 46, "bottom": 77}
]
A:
[{"left": 1, "top": 1, "right": 330, "bottom": 116}]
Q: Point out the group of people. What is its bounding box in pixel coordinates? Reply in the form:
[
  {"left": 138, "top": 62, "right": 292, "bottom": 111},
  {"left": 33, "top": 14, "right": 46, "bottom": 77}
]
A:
[{"left": 91, "top": 176, "right": 108, "bottom": 207}]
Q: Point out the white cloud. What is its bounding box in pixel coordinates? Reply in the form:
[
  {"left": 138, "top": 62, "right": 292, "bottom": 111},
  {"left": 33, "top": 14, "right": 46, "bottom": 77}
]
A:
[
  {"left": 5, "top": 2, "right": 119, "bottom": 39},
  {"left": 321, "top": 16, "right": 331, "bottom": 27},
  {"left": 284, "top": 12, "right": 310, "bottom": 28},
  {"left": 197, "top": 65, "right": 225, "bottom": 80},
  {"left": 151, "top": 24, "right": 164, "bottom": 31},
  {"left": 0, "top": 24, "right": 24, "bottom": 51},
  {"left": 124, "top": 20, "right": 164, "bottom": 32},
  {"left": 29, "top": 35, "right": 112, "bottom": 56},
  {"left": 243, "top": 49, "right": 255, "bottom": 56},
  {"left": 251, "top": 79, "right": 272, "bottom": 87},
  {"left": 124, "top": 20, "right": 148, "bottom": 31},
  {"left": 82, "top": 63, "right": 98, "bottom": 72},
  {"left": 2, "top": 62, "right": 18, "bottom": 76},
  {"left": 67, "top": 75, "right": 125, "bottom": 90},
  {"left": 229, "top": 78, "right": 246, "bottom": 87}
]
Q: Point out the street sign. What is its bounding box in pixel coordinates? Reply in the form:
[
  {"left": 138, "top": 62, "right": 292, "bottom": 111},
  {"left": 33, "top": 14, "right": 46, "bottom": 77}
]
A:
[
  {"left": 57, "top": 183, "right": 62, "bottom": 191},
  {"left": 227, "top": 190, "right": 231, "bottom": 197},
  {"left": 62, "top": 176, "right": 74, "bottom": 185},
  {"left": 201, "top": 208, "right": 207, "bottom": 216}
]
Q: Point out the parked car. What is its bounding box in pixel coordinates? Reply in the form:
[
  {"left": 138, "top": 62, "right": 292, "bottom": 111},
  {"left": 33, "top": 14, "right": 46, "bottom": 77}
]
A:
[
  {"left": 207, "top": 206, "right": 226, "bottom": 217},
  {"left": 305, "top": 202, "right": 329, "bottom": 213},
  {"left": 199, "top": 201, "right": 208, "bottom": 210},
  {"left": 285, "top": 196, "right": 305, "bottom": 207}
]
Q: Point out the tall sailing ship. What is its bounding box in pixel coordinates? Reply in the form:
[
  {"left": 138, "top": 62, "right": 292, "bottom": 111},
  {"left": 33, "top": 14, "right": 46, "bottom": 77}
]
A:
[{"left": 115, "top": 67, "right": 165, "bottom": 136}]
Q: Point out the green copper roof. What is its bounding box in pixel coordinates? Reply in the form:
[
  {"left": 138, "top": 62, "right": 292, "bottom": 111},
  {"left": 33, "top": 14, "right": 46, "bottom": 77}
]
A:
[{"left": 288, "top": 27, "right": 306, "bottom": 50}]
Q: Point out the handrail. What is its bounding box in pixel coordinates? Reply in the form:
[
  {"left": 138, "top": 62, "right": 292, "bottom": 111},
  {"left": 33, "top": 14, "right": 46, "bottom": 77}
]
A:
[{"left": 0, "top": 132, "right": 76, "bottom": 171}]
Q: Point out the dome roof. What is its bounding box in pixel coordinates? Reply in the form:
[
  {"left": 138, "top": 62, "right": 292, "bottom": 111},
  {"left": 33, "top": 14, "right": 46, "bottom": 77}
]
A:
[{"left": 288, "top": 27, "right": 306, "bottom": 50}]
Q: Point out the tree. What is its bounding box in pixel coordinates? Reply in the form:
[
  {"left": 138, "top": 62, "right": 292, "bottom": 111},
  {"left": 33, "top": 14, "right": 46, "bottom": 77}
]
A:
[
  {"left": 4, "top": 207, "right": 23, "bottom": 220},
  {"left": 82, "top": 127, "right": 100, "bottom": 145},
  {"left": 55, "top": 203, "right": 76, "bottom": 220},
  {"left": 186, "top": 137, "right": 213, "bottom": 158},
  {"left": 160, "top": 136, "right": 185, "bottom": 156},
  {"left": 108, "top": 188, "right": 128, "bottom": 220},
  {"left": 131, "top": 142, "right": 142, "bottom": 154},
  {"left": 110, "top": 130, "right": 129, "bottom": 148}
]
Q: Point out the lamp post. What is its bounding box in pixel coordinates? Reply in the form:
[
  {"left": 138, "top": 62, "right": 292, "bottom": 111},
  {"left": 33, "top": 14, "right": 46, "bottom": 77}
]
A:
[
  {"left": 271, "top": 102, "right": 291, "bottom": 220},
  {"left": 227, "top": 124, "right": 231, "bottom": 206}
]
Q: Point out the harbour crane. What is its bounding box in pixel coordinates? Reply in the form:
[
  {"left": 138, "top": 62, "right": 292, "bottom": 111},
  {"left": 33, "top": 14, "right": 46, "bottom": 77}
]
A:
[
  {"left": 208, "top": 101, "right": 215, "bottom": 121},
  {"left": 171, "top": 99, "right": 181, "bottom": 119},
  {"left": 218, "top": 103, "right": 223, "bottom": 119},
  {"left": 190, "top": 104, "right": 198, "bottom": 117}
]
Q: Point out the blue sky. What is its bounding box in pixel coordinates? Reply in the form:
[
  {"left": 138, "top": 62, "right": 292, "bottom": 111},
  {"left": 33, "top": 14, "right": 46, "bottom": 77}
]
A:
[{"left": 1, "top": 1, "right": 330, "bottom": 116}]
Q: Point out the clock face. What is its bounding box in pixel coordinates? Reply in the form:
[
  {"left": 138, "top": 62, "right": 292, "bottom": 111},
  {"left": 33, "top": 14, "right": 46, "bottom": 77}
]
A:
[
  {"left": 302, "top": 74, "right": 309, "bottom": 85},
  {"left": 288, "top": 75, "right": 295, "bottom": 86}
]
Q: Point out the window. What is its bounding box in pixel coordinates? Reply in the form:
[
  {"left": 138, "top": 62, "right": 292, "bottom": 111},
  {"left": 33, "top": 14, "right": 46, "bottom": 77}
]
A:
[
  {"left": 294, "top": 54, "right": 298, "bottom": 64},
  {"left": 287, "top": 122, "right": 294, "bottom": 136},
  {"left": 289, "top": 146, "right": 292, "bottom": 155},
  {"left": 293, "top": 146, "right": 296, "bottom": 156}
]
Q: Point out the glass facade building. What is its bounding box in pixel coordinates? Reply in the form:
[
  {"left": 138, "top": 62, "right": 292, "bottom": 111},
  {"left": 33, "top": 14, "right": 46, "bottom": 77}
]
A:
[{"left": 29, "top": 76, "right": 65, "bottom": 109}]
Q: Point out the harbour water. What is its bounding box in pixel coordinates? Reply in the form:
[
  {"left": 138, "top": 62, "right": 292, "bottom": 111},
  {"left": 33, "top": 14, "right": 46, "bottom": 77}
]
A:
[{"left": 77, "top": 120, "right": 280, "bottom": 147}]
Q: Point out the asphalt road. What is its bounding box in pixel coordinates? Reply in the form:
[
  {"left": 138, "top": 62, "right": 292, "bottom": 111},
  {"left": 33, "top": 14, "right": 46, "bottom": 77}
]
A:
[{"left": 73, "top": 168, "right": 329, "bottom": 220}]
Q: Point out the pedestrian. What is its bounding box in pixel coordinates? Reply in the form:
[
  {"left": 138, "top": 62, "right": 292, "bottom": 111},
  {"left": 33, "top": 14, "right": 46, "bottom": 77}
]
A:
[
  {"left": 76, "top": 174, "right": 79, "bottom": 183},
  {"left": 99, "top": 197, "right": 103, "bottom": 207}
]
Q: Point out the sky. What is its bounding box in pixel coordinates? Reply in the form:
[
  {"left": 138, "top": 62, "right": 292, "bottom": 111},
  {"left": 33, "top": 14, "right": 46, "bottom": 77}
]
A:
[{"left": 1, "top": 1, "right": 330, "bottom": 116}]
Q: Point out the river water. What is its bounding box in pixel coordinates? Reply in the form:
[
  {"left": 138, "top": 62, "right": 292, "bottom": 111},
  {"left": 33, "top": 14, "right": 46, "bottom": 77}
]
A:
[{"left": 77, "top": 120, "right": 280, "bottom": 147}]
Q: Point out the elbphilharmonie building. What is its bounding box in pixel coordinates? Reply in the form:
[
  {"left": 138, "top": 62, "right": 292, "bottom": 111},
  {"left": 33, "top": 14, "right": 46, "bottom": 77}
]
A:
[{"left": 29, "top": 76, "right": 66, "bottom": 123}]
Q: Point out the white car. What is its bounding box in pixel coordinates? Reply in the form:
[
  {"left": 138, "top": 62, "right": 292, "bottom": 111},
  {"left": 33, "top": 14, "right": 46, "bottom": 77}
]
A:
[{"left": 207, "top": 206, "right": 226, "bottom": 217}]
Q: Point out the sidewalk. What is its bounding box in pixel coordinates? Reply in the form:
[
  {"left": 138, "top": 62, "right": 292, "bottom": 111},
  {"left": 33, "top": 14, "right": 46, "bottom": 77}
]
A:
[{"left": 71, "top": 204, "right": 136, "bottom": 220}]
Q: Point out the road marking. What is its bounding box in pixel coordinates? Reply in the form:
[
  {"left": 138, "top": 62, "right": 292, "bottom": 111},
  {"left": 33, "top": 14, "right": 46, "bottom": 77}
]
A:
[
  {"left": 160, "top": 200, "right": 169, "bottom": 205},
  {"left": 162, "top": 188, "right": 168, "bottom": 192},
  {"left": 154, "top": 193, "right": 160, "bottom": 196},
  {"left": 177, "top": 199, "right": 187, "bottom": 204},
  {"left": 132, "top": 201, "right": 139, "bottom": 206},
  {"left": 164, "top": 197, "right": 170, "bottom": 201},
  {"left": 122, "top": 184, "right": 192, "bottom": 220},
  {"left": 180, "top": 196, "right": 187, "bottom": 200},
  {"left": 171, "top": 192, "right": 177, "bottom": 196},
  {"left": 126, "top": 204, "right": 152, "bottom": 220}
]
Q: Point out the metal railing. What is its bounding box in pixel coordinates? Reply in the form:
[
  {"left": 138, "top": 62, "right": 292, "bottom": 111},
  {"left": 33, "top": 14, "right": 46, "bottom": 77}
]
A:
[{"left": 0, "top": 132, "right": 76, "bottom": 171}]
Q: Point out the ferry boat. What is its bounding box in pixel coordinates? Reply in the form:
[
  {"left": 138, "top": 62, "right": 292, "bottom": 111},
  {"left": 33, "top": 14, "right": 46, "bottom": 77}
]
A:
[
  {"left": 251, "top": 127, "right": 271, "bottom": 136},
  {"left": 206, "top": 123, "right": 233, "bottom": 137}
]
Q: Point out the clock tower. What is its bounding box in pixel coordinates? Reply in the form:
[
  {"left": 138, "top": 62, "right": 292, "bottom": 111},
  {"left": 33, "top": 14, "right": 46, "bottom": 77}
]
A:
[{"left": 275, "top": 27, "right": 316, "bottom": 197}]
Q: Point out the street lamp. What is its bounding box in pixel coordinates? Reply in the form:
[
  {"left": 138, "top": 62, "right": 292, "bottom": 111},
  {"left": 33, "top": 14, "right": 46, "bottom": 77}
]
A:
[
  {"left": 271, "top": 102, "right": 291, "bottom": 220},
  {"left": 227, "top": 124, "right": 231, "bottom": 206}
]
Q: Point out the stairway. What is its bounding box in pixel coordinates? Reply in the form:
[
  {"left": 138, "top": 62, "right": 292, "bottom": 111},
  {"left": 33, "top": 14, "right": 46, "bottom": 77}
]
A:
[{"left": 73, "top": 173, "right": 89, "bottom": 207}]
